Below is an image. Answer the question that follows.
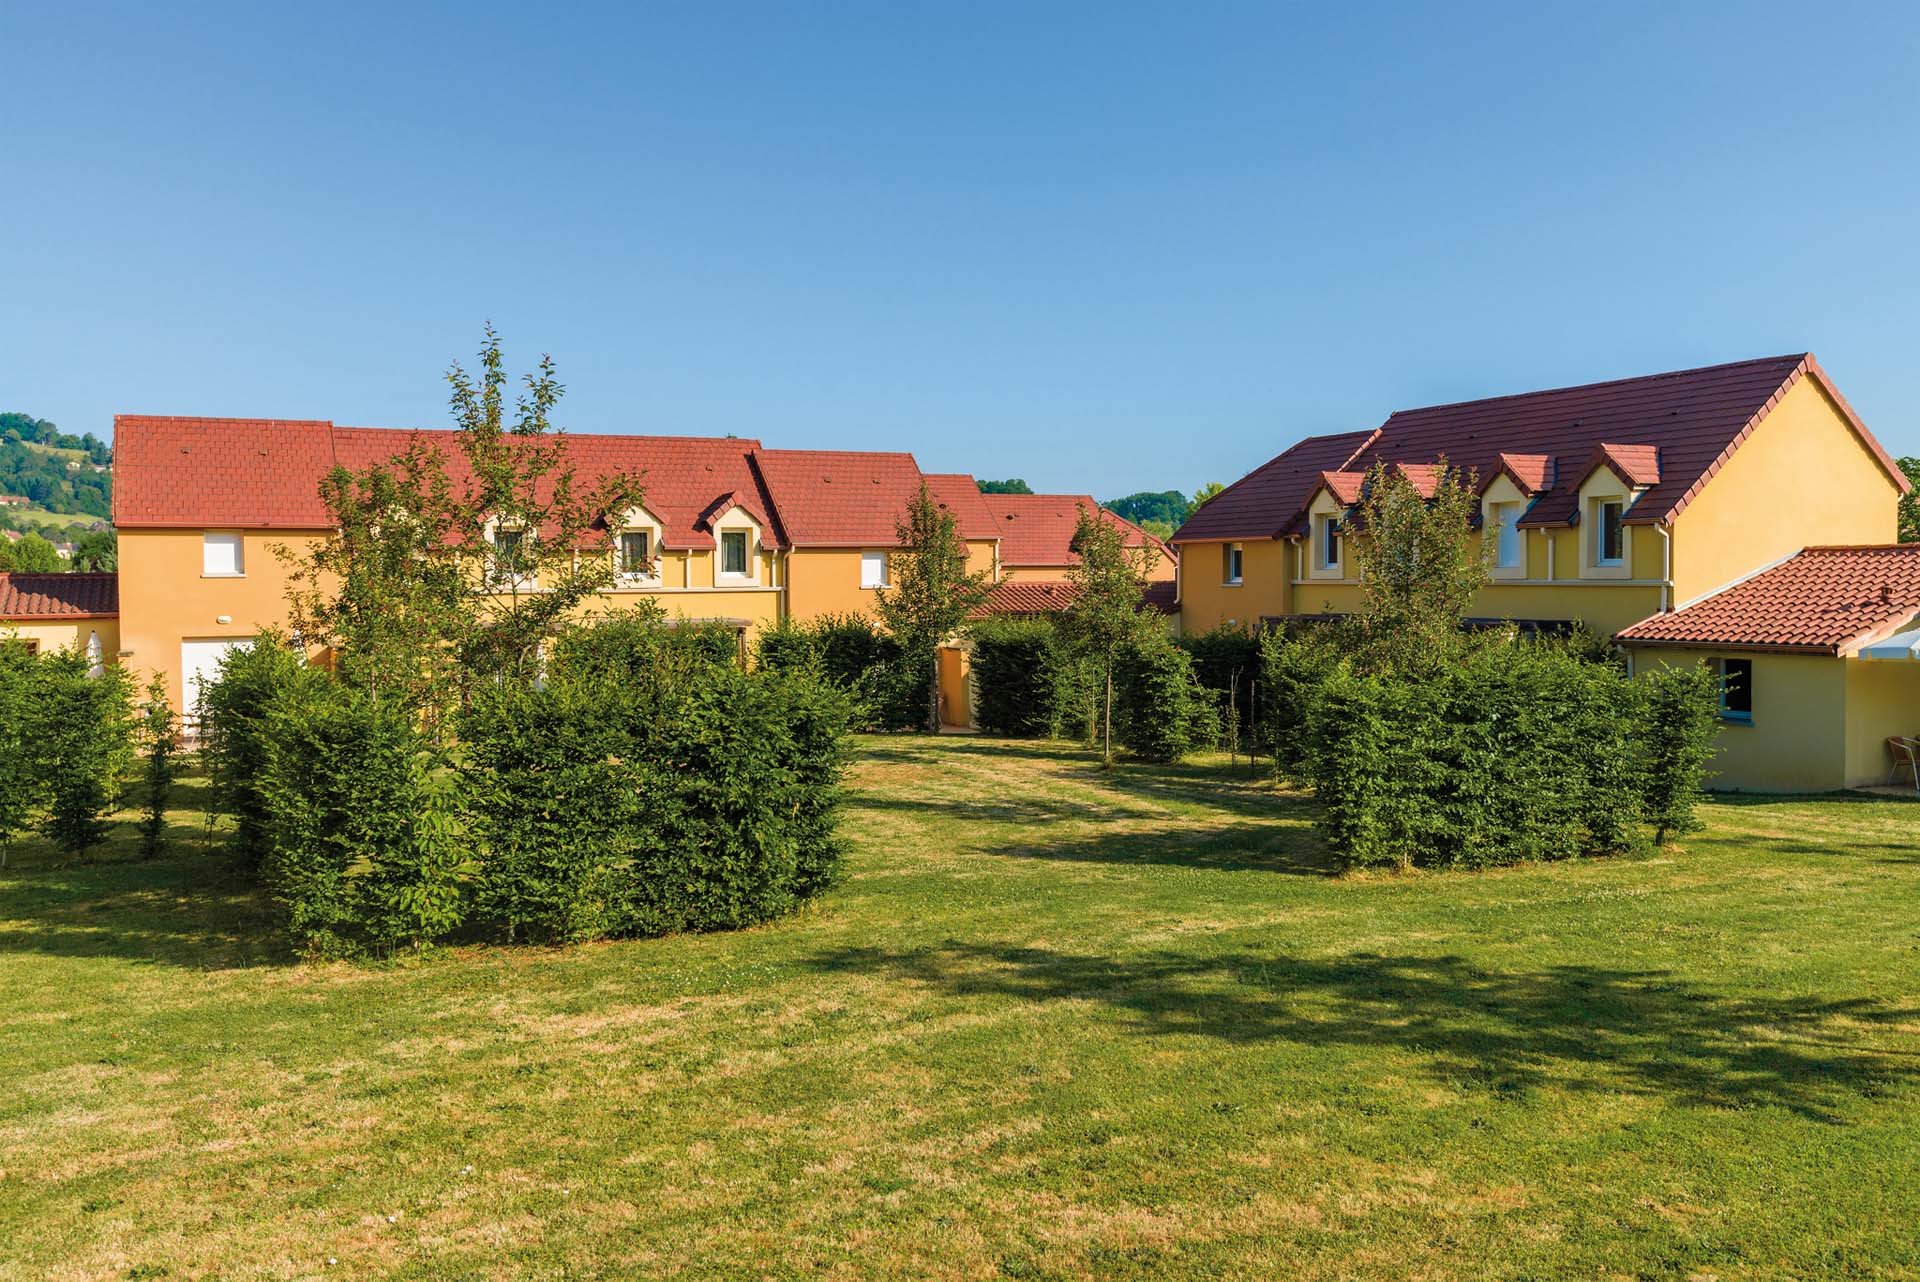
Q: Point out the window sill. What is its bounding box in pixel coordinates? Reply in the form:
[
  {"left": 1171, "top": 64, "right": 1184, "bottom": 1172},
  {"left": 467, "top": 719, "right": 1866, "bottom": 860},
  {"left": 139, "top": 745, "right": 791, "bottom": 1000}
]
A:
[
  {"left": 201, "top": 572, "right": 247, "bottom": 579},
  {"left": 1718, "top": 714, "right": 1754, "bottom": 727}
]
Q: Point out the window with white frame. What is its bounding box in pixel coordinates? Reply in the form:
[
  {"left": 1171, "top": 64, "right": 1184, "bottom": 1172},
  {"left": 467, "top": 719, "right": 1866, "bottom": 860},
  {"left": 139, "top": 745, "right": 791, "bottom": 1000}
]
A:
[
  {"left": 491, "top": 527, "right": 534, "bottom": 588},
  {"left": 1316, "top": 514, "right": 1341, "bottom": 570},
  {"left": 1223, "top": 543, "right": 1243, "bottom": 585},
  {"left": 1490, "top": 501, "right": 1521, "bottom": 569},
  {"left": 617, "top": 529, "right": 654, "bottom": 580},
  {"left": 202, "top": 532, "right": 244, "bottom": 576},
  {"left": 719, "top": 530, "right": 750, "bottom": 577},
  {"left": 1716, "top": 657, "right": 1753, "bottom": 723},
  {"left": 860, "top": 551, "right": 889, "bottom": 589},
  {"left": 1592, "top": 498, "right": 1625, "bottom": 566}
]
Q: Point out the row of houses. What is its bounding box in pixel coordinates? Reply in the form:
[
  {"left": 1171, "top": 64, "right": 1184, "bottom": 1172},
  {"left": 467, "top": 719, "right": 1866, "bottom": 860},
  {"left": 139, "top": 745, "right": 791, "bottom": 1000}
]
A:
[
  {"left": 1167, "top": 353, "right": 1919, "bottom": 792},
  {"left": 1, "top": 351, "right": 1915, "bottom": 791},
  {"left": 0, "top": 416, "right": 1174, "bottom": 729}
]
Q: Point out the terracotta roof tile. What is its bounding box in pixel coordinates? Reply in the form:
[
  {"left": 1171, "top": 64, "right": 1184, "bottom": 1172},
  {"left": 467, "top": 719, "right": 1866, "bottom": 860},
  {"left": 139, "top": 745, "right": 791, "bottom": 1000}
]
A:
[
  {"left": 1616, "top": 545, "right": 1920, "bottom": 654},
  {"left": 973, "top": 577, "right": 1178, "bottom": 617},
  {"left": 749, "top": 449, "right": 926, "bottom": 546},
  {"left": 922, "top": 474, "right": 999, "bottom": 541},
  {"left": 1479, "top": 451, "right": 1554, "bottom": 495},
  {"left": 1171, "top": 430, "right": 1376, "bottom": 543},
  {"left": 113, "top": 416, "right": 338, "bottom": 528},
  {"left": 0, "top": 572, "right": 118, "bottom": 619},
  {"left": 981, "top": 494, "right": 1166, "bottom": 568}
]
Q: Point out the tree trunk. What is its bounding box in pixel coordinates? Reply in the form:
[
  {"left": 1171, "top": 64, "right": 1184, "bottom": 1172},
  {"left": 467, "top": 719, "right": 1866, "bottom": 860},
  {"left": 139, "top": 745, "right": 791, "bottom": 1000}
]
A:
[
  {"left": 1102, "top": 668, "right": 1113, "bottom": 770},
  {"left": 927, "top": 651, "right": 940, "bottom": 734}
]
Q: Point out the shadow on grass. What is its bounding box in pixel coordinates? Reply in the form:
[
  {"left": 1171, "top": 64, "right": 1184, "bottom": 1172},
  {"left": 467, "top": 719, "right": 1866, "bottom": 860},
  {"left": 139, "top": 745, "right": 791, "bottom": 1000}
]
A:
[{"left": 804, "top": 941, "right": 1917, "bottom": 1121}]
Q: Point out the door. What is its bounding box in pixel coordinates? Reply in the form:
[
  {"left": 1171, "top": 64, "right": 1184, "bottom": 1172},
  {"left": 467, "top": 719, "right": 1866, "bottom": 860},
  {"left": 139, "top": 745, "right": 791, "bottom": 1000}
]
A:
[
  {"left": 182, "top": 637, "right": 249, "bottom": 728},
  {"left": 937, "top": 646, "right": 970, "bottom": 729}
]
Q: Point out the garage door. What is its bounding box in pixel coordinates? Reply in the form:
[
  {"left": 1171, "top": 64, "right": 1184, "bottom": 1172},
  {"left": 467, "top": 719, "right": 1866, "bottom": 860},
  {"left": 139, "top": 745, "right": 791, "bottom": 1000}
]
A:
[{"left": 182, "top": 637, "right": 250, "bottom": 726}]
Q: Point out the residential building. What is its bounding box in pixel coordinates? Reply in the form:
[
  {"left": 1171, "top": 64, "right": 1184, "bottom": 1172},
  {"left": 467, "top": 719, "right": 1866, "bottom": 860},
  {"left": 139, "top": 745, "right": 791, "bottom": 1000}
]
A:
[
  {"left": 1171, "top": 353, "right": 1916, "bottom": 790},
  {"left": 0, "top": 573, "right": 117, "bottom": 665}
]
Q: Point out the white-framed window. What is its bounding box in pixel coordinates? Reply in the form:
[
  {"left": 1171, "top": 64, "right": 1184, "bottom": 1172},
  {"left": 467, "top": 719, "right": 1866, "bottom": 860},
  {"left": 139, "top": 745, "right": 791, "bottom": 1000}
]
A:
[
  {"left": 1593, "top": 499, "right": 1625, "bottom": 566},
  {"left": 490, "top": 527, "right": 536, "bottom": 589},
  {"left": 1223, "top": 543, "right": 1243, "bottom": 585},
  {"left": 1716, "top": 657, "right": 1753, "bottom": 723},
  {"left": 617, "top": 529, "right": 654, "bottom": 581},
  {"left": 202, "top": 532, "right": 244, "bottom": 577},
  {"left": 861, "top": 551, "right": 890, "bottom": 589},
  {"left": 1490, "top": 501, "right": 1521, "bottom": 569},
  {"left": 1317, "top": 515, "right": 1341, "bottom": 570},
  {"left": 719, "top": 530, "right": 750, "bottom": 578}
]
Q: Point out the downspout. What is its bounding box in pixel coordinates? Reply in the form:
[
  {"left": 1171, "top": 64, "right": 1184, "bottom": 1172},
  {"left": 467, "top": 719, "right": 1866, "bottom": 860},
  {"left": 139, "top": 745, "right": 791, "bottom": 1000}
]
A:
[
  {"left": 1546, "top": 529, "right": 1555, "bottom": 582},
  {"left": 1657, "top": 522, "right": 1672, "bottom": 613}
]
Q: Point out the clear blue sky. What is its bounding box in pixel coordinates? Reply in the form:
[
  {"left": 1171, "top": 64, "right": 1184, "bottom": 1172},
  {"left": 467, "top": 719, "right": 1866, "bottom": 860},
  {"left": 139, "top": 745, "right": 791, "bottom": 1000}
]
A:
[{"left": 3, "top": 2, "right": 1916, "bottom": 497}]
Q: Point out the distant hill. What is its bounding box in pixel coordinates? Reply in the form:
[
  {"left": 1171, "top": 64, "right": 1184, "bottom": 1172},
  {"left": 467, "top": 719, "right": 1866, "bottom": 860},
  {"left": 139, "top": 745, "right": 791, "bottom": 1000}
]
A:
[
  {"left": 1102, "top": 490, "right": 1190, "bottom": 530},
  {"left": 0, "top": 412, "right": 112, "bottom": 522}
]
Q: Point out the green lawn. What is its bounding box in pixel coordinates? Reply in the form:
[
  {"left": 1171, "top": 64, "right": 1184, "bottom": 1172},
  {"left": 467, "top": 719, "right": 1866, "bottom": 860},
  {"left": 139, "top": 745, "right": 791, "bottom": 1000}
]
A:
[{"left": 2, "top": 738, "right": 1917, "bottom": 1281}]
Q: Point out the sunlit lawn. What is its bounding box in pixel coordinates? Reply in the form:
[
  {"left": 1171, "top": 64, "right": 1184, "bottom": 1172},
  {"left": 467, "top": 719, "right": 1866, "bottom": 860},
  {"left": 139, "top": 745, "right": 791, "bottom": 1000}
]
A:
[{"left": 2, "top": 739, "right": 1917, "bottom": 1280}]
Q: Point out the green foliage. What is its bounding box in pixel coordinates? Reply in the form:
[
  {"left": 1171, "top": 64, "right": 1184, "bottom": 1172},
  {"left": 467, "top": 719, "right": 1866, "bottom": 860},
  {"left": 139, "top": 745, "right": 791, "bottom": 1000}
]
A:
[
  {"left": 1255, "top": 624, "right": 1354, "bottom": 779},
  {"left": 755, "top": 613, "right": 927, "bottom": 731},
  {"left": 200, "top": 632, "right": 307, "bottom": 870},
  {"left": 0, "top": 638, "right": 36, "bottom": 863},
  {"left": 137, "top": 672, "right": 178, "bottom": 859},
  {"left": 69, "top": 529, "right": 117, "bottom": 572},
  {"left": 1349, "top": 461, "right": 1490, "bottom": 676},
  {"left": 1059, "top": 504, "right": 1156, "bottom": 768},
  {"left": 1898, "top": 456, "right": 1919, "bottom": 543},
  {"left": 1113, "top": 636, "right": 1219, "bottom": 763},
  {"left": 970, "top": 617, "right": 1089, "bottom": 739},
  {"left": 873, "top": 483, "right": 993, "bottom": 731},
  {"left": 0, "top": 411, "right": 112, "bottom": 520},
  {"left": 1178, "top": 624, "right": 1260, "bottom": 745},
  {"left": 974, "top": 478, "right": 1033, "bottom": 494},
  {"left": 1189, "top": 481, "right": 1226, "bottom": 510},
  {"left": 1638, "top": 661, "right": 1722, "bottom": 842},
  {"left": 1102, "top": 490, "right": 1191, "bottom": 531},
  {"left": 551, "top": 604, "right": 740, "bottom": 689},
  {"left": 6, "top": 532, "right": 62, "bottom": 573},
  {"left": 33, "top": 652, "right": 135, "bottom": 858},
  {"left": 1294, "top": 640, "right": 1716, "bottom": 871}
]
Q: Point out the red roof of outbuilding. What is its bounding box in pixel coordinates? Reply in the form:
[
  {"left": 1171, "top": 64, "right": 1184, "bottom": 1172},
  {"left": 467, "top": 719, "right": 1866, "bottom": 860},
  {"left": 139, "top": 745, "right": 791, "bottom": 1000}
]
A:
[
  {"left": 749, "top": 449, "right": 926, "bottom": 546},
  {"left": 921, "top": 474, "right": 1000, "bottom": 541},
  {"left": 1616, "top": 545, "right": 1920, "bottom": 654},
  {"left": 1170, "top": 430, "right": 1377, "bottom": 543},
  {"left": 981, "top": 493, "right": 1167, "bottom": 568},
  {"left": 973, "top": 577, "right": 1179, "bottom": 617},
  {"left": 0, "top": 572, "right": 118, "bottom": 619}
]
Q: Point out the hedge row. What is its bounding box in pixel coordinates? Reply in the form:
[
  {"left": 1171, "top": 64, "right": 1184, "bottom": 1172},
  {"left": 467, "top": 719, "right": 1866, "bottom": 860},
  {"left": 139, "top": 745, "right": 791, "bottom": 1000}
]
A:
[
  {"left": 755, "top": 613, "right": 927, "bottom": 731},
  {"left": 209, "top": 621, "right": 852, "bottom": 955},
  {"left": 0, "top": 641, "right": 136, "bottom": 862},
  {"left": 1260, "top": 630, "right": 1719, "bottom": 869}
]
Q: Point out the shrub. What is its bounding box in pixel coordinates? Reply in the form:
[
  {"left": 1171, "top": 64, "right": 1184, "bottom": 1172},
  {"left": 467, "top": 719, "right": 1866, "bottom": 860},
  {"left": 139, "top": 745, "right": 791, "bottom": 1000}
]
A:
[
  {"left": 1638, "top": 661, "right": 1720, "bottom": 842},
  {"left": 33, "top": 653, "right": 134, "bottom": 859},
  {"left": 0, "top": 639, "right": 38, "bottom": 865},
  {"left": 257, "top": 672, "right": 465, "bottom": 955},
  {"left": 752, "top": 613, "right": 922, "bottom": 732},
  {"left": 201, "top": 631, "right": 307, "bottom": 869},
  {"left": 1179, "top": 625, "right": 1260, "bottom": 744},
  {"left": 971, "top": 618, "right": 1067, "bottom": 738},
  {"left": 138, "top": 672, "right": 178, "bottom": 859},
  {"left": 1113, "top": 636, "right": 1220, "bottom": 763},
  {"left": 1256, "top": 626, "right": 1349, "bottom": 780}
]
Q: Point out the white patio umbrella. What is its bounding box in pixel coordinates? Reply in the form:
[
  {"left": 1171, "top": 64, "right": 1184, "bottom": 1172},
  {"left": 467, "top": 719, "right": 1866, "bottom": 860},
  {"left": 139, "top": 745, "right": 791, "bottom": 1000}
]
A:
[{"left": 1860, "top": 625, "right": 1920, "bottom": 660}]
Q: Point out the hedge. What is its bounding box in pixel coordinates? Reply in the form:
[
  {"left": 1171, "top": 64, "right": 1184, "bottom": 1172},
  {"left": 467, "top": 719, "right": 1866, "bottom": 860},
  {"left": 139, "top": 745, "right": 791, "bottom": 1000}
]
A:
[
  {"left": 755, "top": 613, "right": 925, "bottom": 731},
  {"left": 970, "top": 617, "right": 1088, "bottom": 739},
  {"left": 1178, "top": 624, "right": 1260, "bottom": 742},
  {"left": 201, "top": 632, "right": 308, "bottom": 870},
  {"left": 1114, "top": 636, "right": 1219, "bottom": 763}
]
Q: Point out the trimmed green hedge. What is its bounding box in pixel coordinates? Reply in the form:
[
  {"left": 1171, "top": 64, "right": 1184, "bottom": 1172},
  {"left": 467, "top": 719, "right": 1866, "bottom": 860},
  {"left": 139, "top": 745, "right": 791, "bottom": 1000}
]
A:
[
  {"left": 1114, "top": 636, "right": 1219, "bottom": 763},
  {"left": 970, "top": 618, "right": 1089, "bottom": 739},
  {"left": 755, "top": 613, "right": 924, "bottom": 731}
]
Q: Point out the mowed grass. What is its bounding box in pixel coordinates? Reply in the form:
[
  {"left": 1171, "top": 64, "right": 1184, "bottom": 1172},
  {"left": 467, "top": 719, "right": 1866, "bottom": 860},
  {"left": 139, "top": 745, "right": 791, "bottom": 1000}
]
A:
[{"left": 2, "top": 740, "right": 1918, "bottom": 1281}]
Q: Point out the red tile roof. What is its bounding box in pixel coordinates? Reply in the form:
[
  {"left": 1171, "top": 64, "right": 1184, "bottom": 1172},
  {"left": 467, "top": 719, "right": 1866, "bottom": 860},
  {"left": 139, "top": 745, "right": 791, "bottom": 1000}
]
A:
[
  {"left": 749, "top": 449, "right": 927, "bottom": 546},
  {"left": 1479, "top": 451, "right": 1554, "bottom": 495},
  {"left": 1170, "top": 430, "right": 1377, "bottom": 543},
  {"left": 1616, "top": 545, "right": 1920, "bottom": 654},
  {"left": 113, "top": 416, "right": 338, "bottom": 528},
  {"left": 0, "top": 572, "right": 118, "bottom": 619},
  {"left": 922, "top": 473, "right": 1000, "bottom": 541},
  {"left": 1346, "top": 354, "right": 1906, "bottom": 530},
  {"left": 982, "top": 493, "right": 1169, "bottom": 567},
  {"left": 974, "top": 577, "right": 1179, "bottom": 617}
]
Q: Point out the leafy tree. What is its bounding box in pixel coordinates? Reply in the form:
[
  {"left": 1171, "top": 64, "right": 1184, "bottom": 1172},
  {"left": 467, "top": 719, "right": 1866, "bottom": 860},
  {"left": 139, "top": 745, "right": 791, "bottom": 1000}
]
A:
[
  {"left": 34, "top": 653, "right": 135, "bottom": 860},
  {"left": 70, "top": 529, "right": 117, "bottom": 572},
  {"left": 1349, "top": 460, "right": 1489, "bottom": 676},
  {"left": 282, "top": 325, "right": 639, "bottom": 735},
  {"left": 873, "top": 483, "right": 993, "bottom": 731},
  {"left": 1059, "top": 503, "right": 1155, "bottom": 768},
  {"left": 1103, "top": 490, "right": 1192, "bottom": 530},
  {"left": 7, "top": 532, "right": 61, "bottom": 573},
  {"left": 1898, "top": 456, "right": 1919, "bottom": 543},
  {"left": 137, "top": 672, "right": 178, "bottom": 859},
  {"left": 975, "top": 478, "right": 1033, "bottom": 494},
  {"left": 1190, "top": 481, "right": 1225, "bottom": 510},
  {"left": 0, "top": 638, "right": 36, "bottom": 867}
]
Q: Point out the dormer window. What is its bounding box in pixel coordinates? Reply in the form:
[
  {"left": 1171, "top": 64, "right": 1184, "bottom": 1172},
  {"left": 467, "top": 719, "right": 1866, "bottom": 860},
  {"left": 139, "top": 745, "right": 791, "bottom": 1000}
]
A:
[
  {"left": 720, "top": 530, "right": 749, "bottom": 577},
  {"left": 1317, "top": 514, "right": 1341, "bottom": 571},
  {"left": 490, "top": 527, "right": 536, "bottom": 589},
  {"left": 1490, "top": 501, "right": 1521, "bottom": 569},
  {"left": 618, "top": 530, "right": 653, "bottom": 580},
  {"left": 1223, "top": 543, "right": 1243, "bottom": 585},
  {"left": 1594, "top": 499, "right": 1625, "bottom": 566}
]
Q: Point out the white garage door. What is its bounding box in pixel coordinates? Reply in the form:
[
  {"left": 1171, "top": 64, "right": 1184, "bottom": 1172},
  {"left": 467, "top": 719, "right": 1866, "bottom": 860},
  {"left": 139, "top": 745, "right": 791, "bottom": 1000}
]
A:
[{"left": 182, "top": 638, "right": 250, "bottom": 727}]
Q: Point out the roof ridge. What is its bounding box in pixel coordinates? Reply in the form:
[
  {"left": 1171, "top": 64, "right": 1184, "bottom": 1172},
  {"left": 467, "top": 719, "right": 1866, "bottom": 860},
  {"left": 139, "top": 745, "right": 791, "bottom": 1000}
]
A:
[{"left": 1381, "top": 353, "right": 1809, "bottom": 420}]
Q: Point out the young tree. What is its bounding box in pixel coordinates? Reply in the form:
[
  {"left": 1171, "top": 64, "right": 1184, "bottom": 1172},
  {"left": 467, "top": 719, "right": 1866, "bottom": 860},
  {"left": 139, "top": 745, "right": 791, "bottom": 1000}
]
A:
[
  {"left": 1190, "top": 481, "right": 1226, "bottom": 510},
  {"left": 1059, "top": 504, "right": 1155, "bottom": 768},
  {"left": 34, "top": 653, "right": 135, "bottom": 860},
  {"left": 7, "top": 532, "right": 61, "bottom": 573},
  {"left": 1899, "top": 456, "right": 1919, "bottom": 544},
  {"left": 281, "top": 325, "right": 640, "bottom": 735},
  {"left": 1349, "top": 461, "right": 1490, "bottom": 676},
  {"left": 138, "top": 671, "right": 178, "bottom": 859},
  {"left": 873, "top": 483, "right": 993, "bottom": 731},
  {"left": 0, "top": 638, "right": 36, "bottom": 867}
]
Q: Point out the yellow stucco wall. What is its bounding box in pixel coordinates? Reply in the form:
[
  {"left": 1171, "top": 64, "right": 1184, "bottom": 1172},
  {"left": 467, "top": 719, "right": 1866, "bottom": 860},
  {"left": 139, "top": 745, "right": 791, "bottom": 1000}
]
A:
[
  {"left": 1, "top": 618, "right": 119, "bottom": 659},
  {"left": 1177, "top": 538, "right": 1291, "bottom": 632},
  {"left": 1627, "top": 647, "right": 1850, "bottom": 792},
  {"left": 1669, "top": 377, "right": 1901, "bottom": 604},
  {"left": 785, "top": 548, "right": 889, "bottom": 621},
  {"left": 1843, "top": 659, "right": 1920, "bottom": 787}
]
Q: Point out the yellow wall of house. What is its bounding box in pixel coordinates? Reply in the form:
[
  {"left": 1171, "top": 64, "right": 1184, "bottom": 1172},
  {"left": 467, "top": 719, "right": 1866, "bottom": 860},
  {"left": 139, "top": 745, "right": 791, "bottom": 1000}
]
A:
[
  {"left": 1, "top": 618, "right": 119, "bottom": 659},
  {"left": 1669, "top": 377, "right": 1901, "bottom": 604},
  {"left": 785, "top": 548, "right": 887, "bottom": 621},
  {"left": 1843, "top": 659, "right": 1920, "bottom": 787},
  {"left": 1627, "top": 647, "right": 1849, "bottom": 792},
  {"left": 1178, "top": 538, "right": 1291, "bottom": 632},
  {"left": 967, "top": 540, "right": 998, "bottom": 581}
]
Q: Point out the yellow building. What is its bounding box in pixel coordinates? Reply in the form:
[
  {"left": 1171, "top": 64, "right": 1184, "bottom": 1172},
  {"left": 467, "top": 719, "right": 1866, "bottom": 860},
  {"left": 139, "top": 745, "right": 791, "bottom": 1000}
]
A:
[
  {"left": 0, "top": 573, "right": 118, "bottom": 668},
  {"left": 1172, "top": 353, "right": 1916, "bottom": 791}
]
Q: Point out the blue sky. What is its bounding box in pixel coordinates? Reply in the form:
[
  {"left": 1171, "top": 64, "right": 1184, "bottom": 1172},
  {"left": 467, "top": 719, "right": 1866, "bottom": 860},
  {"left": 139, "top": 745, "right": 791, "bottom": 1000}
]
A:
[{"left": 2, "top": 2, "right": 1916, "bottom": 497}]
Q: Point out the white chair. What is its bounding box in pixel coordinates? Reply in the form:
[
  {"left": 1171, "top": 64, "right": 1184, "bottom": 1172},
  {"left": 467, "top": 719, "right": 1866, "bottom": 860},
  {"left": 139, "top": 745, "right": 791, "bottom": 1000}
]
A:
[{"left": 1886, "top": 737, "right": 1920, "bottom": 792}]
